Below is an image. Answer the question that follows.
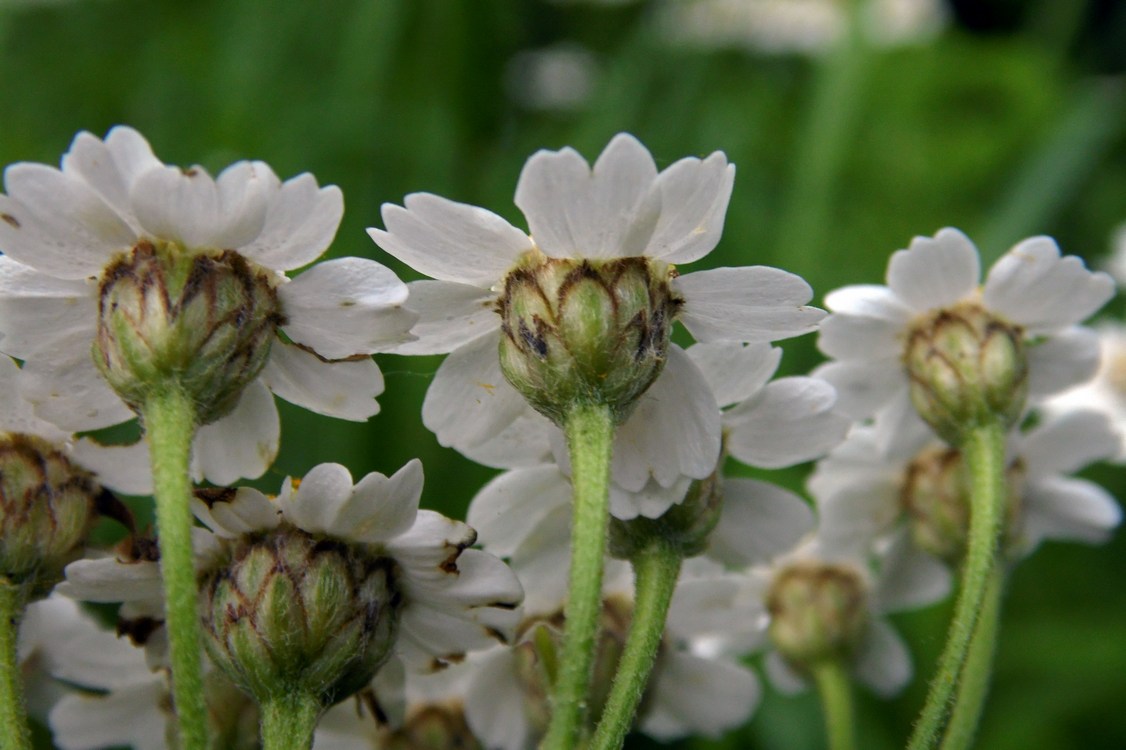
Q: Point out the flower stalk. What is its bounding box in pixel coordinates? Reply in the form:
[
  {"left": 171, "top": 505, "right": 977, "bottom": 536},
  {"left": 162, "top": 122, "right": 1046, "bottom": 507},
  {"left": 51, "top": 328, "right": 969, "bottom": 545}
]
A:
[
  {"left": 908, "top": 420, "right": 1007, "bottom": 750},
  {"left": 813, "top": 658, "right": 857, "bottom": 750},
  {"left": 540, "top": 402, "right": 615, "bottom": 750},
  {"left": 144, "top": 384, "right": 208, "bottom": 750},
  {"left": 0, "top": 581, "right": 31, "bottom": 750},
  {"left": 259, "top": 690, "right": 321, "bottom": 750}
]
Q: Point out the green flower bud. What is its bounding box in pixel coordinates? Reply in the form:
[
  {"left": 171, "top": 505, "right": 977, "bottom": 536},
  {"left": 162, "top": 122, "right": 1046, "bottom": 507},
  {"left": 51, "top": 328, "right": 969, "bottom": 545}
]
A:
[
  {"left": 904, "top": 302, "right": 1028, "bottom": 445},
  {"left": 384, "top": 705, "right": 482, "bottom": 750},
  {"left": 497, "top": 250, "right": 683, "bottom": 425},
  {"left": 95, "top": 240, "right": 282, "bottom": 424},
  {"left": 199, "top": 525, "right": 401, "bottom": 709},
  {"left": 609, "top": 471, "right": 722, "bottom": 560},
  {"left": 766, "top": 563, "right": 867, "bottom": 668},
  {"left": 901, "top": 446, "right": 1025, "bottom": 564},
  {"left": 0, "top": 433, "right": 101, "bottom": 601}
]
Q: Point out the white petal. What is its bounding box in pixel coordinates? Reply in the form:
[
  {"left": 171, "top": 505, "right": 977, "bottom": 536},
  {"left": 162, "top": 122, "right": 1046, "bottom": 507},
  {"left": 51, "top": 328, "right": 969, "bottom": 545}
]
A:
[
  {"left": 764, "top": 650, "right": 807, "bottom": 694},
  {"left": 510, "top": 502, "right": 574, "bottom": 615},
  {"left": 1027, "top": 327, "right": 1101, "bottom": 399},
  {"left": 390, "top": 280, "right": 500, "bottom": 356},
  {"left": 645, "top": 151, "right": 734, "bottom": 263},
  {"left": 421, "top": 330, "right": 528, "bottom": 450},
  {"left": 384, "top": 510, "right": 477, "bottom": 573},
  {"left": 886, "top": 228, "right": 980, "bottom": 311},
  {"left": 708, "top": 479, "right": 815, "bottom": 567},
  {"left": 70, "top": 439, "right": 154, "bottom": 496},
  {"left": 640, "top": 652, "right": 761, "bottom": 740},
  {"left": 466, "top": 465, "right": 570, "bottom": 557},
  {"left": 369, "top": 193, "right": 532, "bottom": 285},
  {"left": 608, "top": 346, "right": 722, "bottom": 491},
  {"left": 192, "top": 380, "right": 280, "bottom": 484},
  {"left": 1019, "top": 409, "right": 1117, "bottom": 477},
  {"left": 239, "top": 175, "right": 343, "bottom": 271},
  {"left": 191, "top": 486, "right": 280, "bottom": 538},
  {"left": 676, "top": 266, "right": 824, "bottom": 343},
  {"left": 817, "top": 311, "right": 903, "bottom": 360},
  {"left": 686, "top": 341, "right": 781, "bottom": 408},
  {"left": 21, "top": 351, "right": 134, "bottom": 432},
  {"left": 280, "top": 257, "right": 415, "bottom": 358},
  {"left": 49, "top": 683, "right": 168, "bottom": 750},
  {"left": 60, "top": 129, "right": 153, "bottom": 234},
  {"left": 0, "top": 258, "right": 95, "bottom": 360},
  {"left": 726, "top": 377, "right": 850, "bottom": 468},
  {"left": 1019, "top": 476, "right": 1121, "bottom": 551},
  {"left": 280, "top": 463, "right": 356, "bottom": 534},
  {"left": 984, "top": 236, "right": 1115, "bottom": 334},
  {"left": 401, "top": 548, "right": 523, "bottom": 615},
  {"left": 457, "top": 411, "right": 556, "bottom": 469},
  {"left": 464, "top": 648, "right": 535, "bottom": 750},
  {"left": 57, "top": 558, "right": 164, "bottom": 608},
  {"left": 814, "top": 471, "right": 903, "bottom": 560},
  {"left": 260, "top": 342, "right": 382, "bottom": 420},
  {"left": 1, "top": 165, "right": 135, "bottom": 277},
  {"left": 871, "top": 531, "right": 952, "bottom": 613},
  {"left": 333, "top": 459, "right": 424, "bottom": 543},
  {"left": 609, "top": 474, "right": 693, "bottom": 521},
  {"left": 0, "top": 355, "right": 67, "bottom": 441},
  {"left": 852, "top": 619, "right": 912, "bottom": 697},
  {"left": 824, "top": 284, "right": 913, "bottom": 321},
  {"left": 812, "top": 359, "right": 904, "bottom": 420}
]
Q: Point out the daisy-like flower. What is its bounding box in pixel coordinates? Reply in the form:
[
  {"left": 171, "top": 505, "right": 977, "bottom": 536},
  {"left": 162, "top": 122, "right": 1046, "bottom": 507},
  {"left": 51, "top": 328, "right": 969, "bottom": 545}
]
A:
[
  {"left": 368, "top": 133, "right": 822, "bottom": 487},
  {"left": 816, "top": 228, "right": 1114, "bottom": 445},
  {"left": 1043, "top": 322, "right": 1126, "bottom": 462},
  {"left": 810, "top": 407, "right": 1122, "bottom": 566},
  {"left": 0, "top": 126, "right": 416, "bottom": 485}
]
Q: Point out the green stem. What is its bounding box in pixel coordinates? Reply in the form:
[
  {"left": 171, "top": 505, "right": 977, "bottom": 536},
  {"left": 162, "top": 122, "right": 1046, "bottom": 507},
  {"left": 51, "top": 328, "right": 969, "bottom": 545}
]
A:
[
  {"left": 589, "top": 539, "right": 682, "bottom": 750},
  {"left": 940, "top": 567, "right": 1005, "bottom": 750},
  {"left": 812, "top": 659, "right": 857, "bottom": 750},
  {"left": 540, "top": 402, "right": 615, "bottom": 750},
  {"left": 907, "top": 421, "right": 1007, "bottom": 750},
  {"left": 0, "top": 582, "right": 31, "bottom": 750},
  {"left": 144, "top": 385, "right": 209, "bottom": 750},
  {"left": 260, "top": 690, "right": 321, "bottom": 750}
]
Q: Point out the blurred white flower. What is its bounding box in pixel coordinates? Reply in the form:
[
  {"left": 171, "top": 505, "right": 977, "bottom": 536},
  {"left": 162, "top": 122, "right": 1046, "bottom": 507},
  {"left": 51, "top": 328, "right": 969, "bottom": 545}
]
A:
[
  {"left": 506, "top": 44, "right": 598, "bottom": 111},
  {"left": 0, "top": 126, "right": 415, "bottom": 486},
  {"left": 1043, "top": 322, "right": 1126, "bottom": 462}
]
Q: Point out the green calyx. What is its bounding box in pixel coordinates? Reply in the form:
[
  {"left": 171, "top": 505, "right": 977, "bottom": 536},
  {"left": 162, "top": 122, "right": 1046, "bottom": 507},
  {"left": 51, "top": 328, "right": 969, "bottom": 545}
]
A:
[
  {"left": 497, "top": 251, "right": 682, "bottom": 426},
  {"left": 94, "top": 240, "right": 282, "bottom": 425},
  {"left": 0, "top": 432, "right": 101, "bottom": 602},
  {"left": 904, "top": 302, "right": 1028, "bottom": 446},
  {"left": 199, "top": 525, "right": 401, "bottom": 710},
  {"left": 766, "top": 563, "right": 868, "bottom": 669}
]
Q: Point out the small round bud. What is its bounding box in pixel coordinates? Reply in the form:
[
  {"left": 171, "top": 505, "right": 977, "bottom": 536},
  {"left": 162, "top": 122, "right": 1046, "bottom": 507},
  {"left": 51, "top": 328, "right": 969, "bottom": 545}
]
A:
[
  {"left": 497, "top": 250, "right": 682, "bottom": 425},
  {"left": 902, "top": 446, "right": 1025, "bottom": 563},
  {"left": 609, "top": 472, "right": 722, "bottom": 560},
  {"left": 0, "top": 432, "right": 100, "bottom": 601},
  {"left": 95, "top": 240, "right": 282, "bottom": 424},
  {"left": 904, "top": 302, "right": 1028, "bottom": 444},
  {"left": 200, "top": 526, "right": 401, "bottom": 709},
  {"left": 766, "top": 563, "right": 867, "bottom": 668}
]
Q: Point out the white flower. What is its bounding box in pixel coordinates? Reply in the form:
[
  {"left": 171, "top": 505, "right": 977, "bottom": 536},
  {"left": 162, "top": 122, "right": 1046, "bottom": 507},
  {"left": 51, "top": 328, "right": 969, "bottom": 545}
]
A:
[
  {"left": 810, "top": 407, "right": 1122, "bottom": 564},
  {"left": 190, "top": 461, "right": 524, "bottom": 671},
  {"left": 0, "top": 126, "right": 416, "bottom": 485},
  {"left": 816, "top": 228, "right": 1114, "bottom": 445},
  {"left": 368, "top": 133, "right": 822, "bottom": 489},
  {"left": 1042, "top": 322, "right": 1126, "bottom": 462}
]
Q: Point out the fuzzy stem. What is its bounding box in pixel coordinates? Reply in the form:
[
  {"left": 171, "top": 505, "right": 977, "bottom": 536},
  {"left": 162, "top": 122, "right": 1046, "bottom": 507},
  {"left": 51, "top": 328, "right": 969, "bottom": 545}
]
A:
[
  {"left": 940, "top": 566, "right": 1005, "bottom": 750},
  {"left": 589, "top": 539, "right": 682, "bottom": 750},
  {"left": 908, "top": 421, "right": 1007, "bottom": 750},
  {"left": 260, "top": 690, "right": 321, "bottom": 750},
  {"left": 0, "top": 582, "right": 31, "bottom": 750},
  {"left": 813, "top": 659, "right": 857, "bottom": 750},
  {"left": 144, "top": 385, "right": 208, "bottom": 750},
  {"left": 540, "top": 402, "right": 615, "bottom": 750}
]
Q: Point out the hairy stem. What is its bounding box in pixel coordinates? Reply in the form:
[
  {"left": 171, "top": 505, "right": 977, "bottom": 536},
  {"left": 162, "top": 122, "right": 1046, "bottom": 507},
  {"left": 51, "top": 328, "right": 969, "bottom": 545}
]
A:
[{"left": 0, "top": 582, "right": 31, "bottom": 750}]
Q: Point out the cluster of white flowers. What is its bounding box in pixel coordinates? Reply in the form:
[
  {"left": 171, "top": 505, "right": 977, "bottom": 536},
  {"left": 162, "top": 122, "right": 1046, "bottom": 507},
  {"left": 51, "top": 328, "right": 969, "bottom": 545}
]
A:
[{"left": 0, "top": 126, "right": 1120, "bottom": 750}]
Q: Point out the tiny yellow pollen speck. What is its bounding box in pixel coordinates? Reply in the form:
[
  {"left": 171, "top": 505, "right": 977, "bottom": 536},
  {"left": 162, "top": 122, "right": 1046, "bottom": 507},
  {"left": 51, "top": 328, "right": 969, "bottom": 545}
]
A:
[{"left": 476, "top": 381, "right": 496, "bottom": 394}]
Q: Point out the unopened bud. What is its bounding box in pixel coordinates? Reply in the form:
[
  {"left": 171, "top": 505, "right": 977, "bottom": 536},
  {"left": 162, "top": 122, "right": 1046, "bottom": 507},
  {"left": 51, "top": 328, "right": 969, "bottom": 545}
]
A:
[
  {"left": 200, "top": 526, "right": 401, "bottom": 708},
  {"left": 95, "top": 240, "right": 282, "bottom": 424},
  {"left": 0, "top": 433, "right": 100, "bottom": 601},
  {"left": 766, "top": 563, "right": 867, "bottom": 668},
  {"left": 497, "top": 250, "right": 682, "bottom": 425},
  {"left": 904, "top": 302, "right": 1027, "bottom": 444}
]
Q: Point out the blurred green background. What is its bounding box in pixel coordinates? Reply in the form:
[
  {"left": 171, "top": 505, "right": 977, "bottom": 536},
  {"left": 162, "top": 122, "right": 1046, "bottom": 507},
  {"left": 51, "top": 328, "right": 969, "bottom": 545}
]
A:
[{"left": 2, "top": 0, "right": 1125, "bottom": 747}]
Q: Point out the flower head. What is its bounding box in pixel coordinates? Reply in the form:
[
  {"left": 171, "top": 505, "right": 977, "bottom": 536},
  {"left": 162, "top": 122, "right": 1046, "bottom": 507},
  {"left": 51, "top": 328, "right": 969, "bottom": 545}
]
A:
[{"left": 0, "top": 126, "right": 416, "bottom": 484}]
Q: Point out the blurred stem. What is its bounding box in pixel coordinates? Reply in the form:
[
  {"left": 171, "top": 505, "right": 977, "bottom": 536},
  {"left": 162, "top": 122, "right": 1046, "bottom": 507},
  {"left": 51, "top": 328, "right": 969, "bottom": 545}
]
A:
[
  {"left": 940, "top": 567, "right": 1005, "bottom": 750},
  {"left": 589, "top": 538, "right": 682, "bottom": 750},
  {"left": 145, "top": 385, "right": 208, "bottom": 750},
  {"left": 260, "top": 691, "right": 320, "bottom": 750},
  {"left": 979, "top": 80, "right": 1125, "bottom": 264},
  {"left": 0, "top": 582, "right": 30, "bottom": 750},
  {"left": 908, "top": 421, "right": 1006, "bottom": 750},
  {"left": 541, "top": 403, "right": 614, "bottom": 750},
  {"left": 773, "top": 0, "right": 872, "bottom": 289},
  {"left": 813, "top": 658, "right": 857, "bottom": 750}
]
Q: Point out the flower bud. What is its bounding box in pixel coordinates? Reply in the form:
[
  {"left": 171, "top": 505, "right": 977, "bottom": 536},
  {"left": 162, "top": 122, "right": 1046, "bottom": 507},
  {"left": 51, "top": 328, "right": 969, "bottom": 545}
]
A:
[
  {"left": 95, "top": 240, "right": 282, "bottom": 424},
  {"left": 200, "top": 526, "right": 401, "bottom": 709},
  {"left": 904, "top": 302, "right": 1028, "bottom": 445},
  {"left": 902, "top": 446, "right": 1025, "bottom": 563},
  {"left": 766, "top": 563, "right": 867, "bottom": 668},
  {"left": 384, "top": 705, "right": 481, "bottom": 750},
  {"left": 609, "top": 472, "right": 722, "bottom": 560},
  {"left": 497, "top": 250, "right": 682, "bottom": 425},
  {"left": 0, "top": 433, "right": 101, "bottom": 601}
]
